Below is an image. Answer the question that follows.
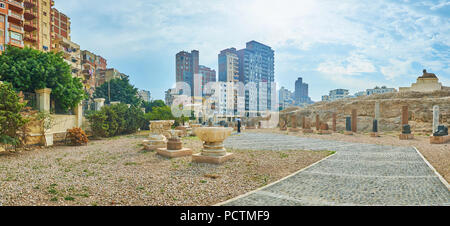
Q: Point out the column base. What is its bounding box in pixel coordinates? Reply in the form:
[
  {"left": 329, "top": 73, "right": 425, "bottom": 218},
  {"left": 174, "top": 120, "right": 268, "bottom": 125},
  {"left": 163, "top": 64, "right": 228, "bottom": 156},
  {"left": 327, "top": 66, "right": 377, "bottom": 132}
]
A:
[
  {"left": 344, "top": 131, "right": 353, "bottom": 135},
  {"left": 192, "top": 153, "right": 234, "bottom": 164},
  {"left": 430, "top": 135, "right": 450, "bottom": 144},
  {"left": 156, "top": 148, "right": 192, "bottom": 158},
  {"left": 370, "top": 132, "right": 380, "bottom": 137},
  {"left": 143, "top": 140, "right": 166, "bottom": 151},
  {"left": 317, "top": 130, "right": 332, "bottom": 135},
  {"left": 399, "top": 134, "right": 414, "bottom": 140}
]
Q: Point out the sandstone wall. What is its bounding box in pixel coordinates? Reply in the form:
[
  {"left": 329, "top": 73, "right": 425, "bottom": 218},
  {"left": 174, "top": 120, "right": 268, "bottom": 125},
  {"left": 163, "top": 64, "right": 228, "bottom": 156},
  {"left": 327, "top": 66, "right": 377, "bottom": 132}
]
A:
[{"left": 281, "top": 90, "right": 450, "bottom": 134}]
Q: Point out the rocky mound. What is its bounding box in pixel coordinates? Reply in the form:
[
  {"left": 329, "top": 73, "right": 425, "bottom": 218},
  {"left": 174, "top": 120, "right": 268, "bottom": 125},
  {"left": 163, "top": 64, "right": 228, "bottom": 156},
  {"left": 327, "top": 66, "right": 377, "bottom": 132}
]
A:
[{"left": 281, "top": 90, "right": 450, "bottom": 134}]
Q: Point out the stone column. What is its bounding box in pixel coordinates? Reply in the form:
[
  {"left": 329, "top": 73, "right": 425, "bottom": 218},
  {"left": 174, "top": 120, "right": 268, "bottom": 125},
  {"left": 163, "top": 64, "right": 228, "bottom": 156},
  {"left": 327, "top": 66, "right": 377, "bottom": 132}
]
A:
[
  {"left": 315, "top": 115, "right": 320, "bottom": 130},
  {"left": 74, "top": 103, "right": 83, "bottom": 128},
  {"left": 346, "top": 117, "right": 352, "bottom": 132},
  {"left": 351, "top": 109, "right": 357, "bottom": 133},
  {"left": 291, "top": 115, "right": 297, "bottom": 128},
  {"left": 35, "top": 88, "right": 52, "bottom": 112},
  {"left": 375, "top": 101, "right": 380, "bottom": 120},
  {"left": 94, "top": 98, "right": 105, "bottom": 111},
  {"left": 332, "top": 113, "right": 337, "bottom": 132},
  {"left": 401, "top": 105, "right": 409, "bottom": 125},
  {"left": 302, "top": 116, "right": 306, "bottom": 129},
  {"left": 433, "top": 105, "right": 439, "bottom": 133}
]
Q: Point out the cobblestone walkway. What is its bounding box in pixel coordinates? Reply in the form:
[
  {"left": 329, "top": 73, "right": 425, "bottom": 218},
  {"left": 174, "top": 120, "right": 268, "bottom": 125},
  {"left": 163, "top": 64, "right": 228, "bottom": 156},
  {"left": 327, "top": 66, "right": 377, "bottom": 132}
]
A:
[{"left": 221, "top": 133, "right": 450, "bottom": 206}]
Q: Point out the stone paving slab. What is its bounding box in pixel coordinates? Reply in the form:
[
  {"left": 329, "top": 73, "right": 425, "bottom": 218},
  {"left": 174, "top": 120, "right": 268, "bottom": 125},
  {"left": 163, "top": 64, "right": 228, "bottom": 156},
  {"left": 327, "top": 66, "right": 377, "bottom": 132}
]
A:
[{"left": 222, "top": 133, "right": 450, "bottom": 206}]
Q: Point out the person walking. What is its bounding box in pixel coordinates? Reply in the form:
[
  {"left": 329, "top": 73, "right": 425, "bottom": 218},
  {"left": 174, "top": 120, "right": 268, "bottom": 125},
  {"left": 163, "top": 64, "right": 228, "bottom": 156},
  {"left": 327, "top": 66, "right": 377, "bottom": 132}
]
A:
[{"left": 237, "top": 118, "right": 242, "bottom": 133}]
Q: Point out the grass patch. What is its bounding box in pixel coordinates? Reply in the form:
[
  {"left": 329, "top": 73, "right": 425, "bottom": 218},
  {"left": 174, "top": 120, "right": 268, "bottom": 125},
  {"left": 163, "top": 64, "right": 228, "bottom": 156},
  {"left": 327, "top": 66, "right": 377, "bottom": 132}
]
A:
[
  {"left": 64, "top": 196, "right": 75, "bottom": 201},
  {"left": 279, "top": 153, "right": 289, "bottom": 159},
  {"left": 124, "top": 162, "right": 138, "bottom": 166},
  {"left": 50, "top": 197, "right": 58, "bottom": 202}
]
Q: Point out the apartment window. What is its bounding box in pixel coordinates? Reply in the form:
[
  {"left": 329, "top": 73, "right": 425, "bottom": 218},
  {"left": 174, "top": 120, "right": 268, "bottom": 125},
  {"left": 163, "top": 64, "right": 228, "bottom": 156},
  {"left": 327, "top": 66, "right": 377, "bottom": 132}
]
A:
[
  {"left": 44, "top": 12, "right": 47, "bottom": 16},
  {"left": 0, "top": 3, "right": 5, "bottom": 9},
  {"left": 10, "top": 31, "right": 22, "bottom": 41}
]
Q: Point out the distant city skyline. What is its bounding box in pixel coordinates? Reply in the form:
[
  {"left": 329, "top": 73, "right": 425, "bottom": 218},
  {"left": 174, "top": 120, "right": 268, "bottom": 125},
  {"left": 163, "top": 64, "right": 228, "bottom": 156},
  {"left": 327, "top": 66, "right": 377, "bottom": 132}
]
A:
[{"left": 54, "top": 0, "right": 450, "bottom": 101}]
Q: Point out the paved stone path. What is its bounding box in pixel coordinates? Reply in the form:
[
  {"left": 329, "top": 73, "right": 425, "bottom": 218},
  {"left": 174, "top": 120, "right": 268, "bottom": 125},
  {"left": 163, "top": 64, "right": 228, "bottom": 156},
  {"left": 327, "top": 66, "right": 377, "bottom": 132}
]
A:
[{"left": 221, "top": 133, "right": 450, "bottom": 206}]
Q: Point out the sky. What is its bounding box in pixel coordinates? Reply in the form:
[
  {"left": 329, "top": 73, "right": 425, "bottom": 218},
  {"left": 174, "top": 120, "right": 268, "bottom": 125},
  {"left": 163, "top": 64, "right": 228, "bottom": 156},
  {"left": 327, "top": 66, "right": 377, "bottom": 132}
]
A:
[{"left": 55, "top": 0, "right": 450, "bottom": 102}]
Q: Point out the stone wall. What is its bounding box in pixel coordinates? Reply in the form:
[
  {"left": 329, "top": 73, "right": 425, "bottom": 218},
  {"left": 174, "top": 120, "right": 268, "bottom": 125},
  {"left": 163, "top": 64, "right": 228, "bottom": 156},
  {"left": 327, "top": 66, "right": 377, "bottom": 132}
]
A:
[{"left": 281, "top": 90, "right": 450, "bottom": 134}]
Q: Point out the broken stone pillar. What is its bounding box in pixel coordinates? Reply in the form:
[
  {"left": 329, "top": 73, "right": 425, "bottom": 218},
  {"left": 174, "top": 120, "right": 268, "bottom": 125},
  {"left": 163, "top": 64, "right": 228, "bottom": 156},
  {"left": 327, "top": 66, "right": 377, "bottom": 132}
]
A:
[
  {"left": 375, "top": 101, "right": 380, "bottom": 120},
  {"left": 289, "top": 114, "right": 299, "bottom": 132},
  {"left": 157, "top": 130, "right": 192, "bottom": 158},
  {"left": 401, "top": 105, "right": 409, "bottom": 125},
  {"left": 351, "top": 109, "right": 357, "bottom": 133},
  {"left": 35, "top": 88, "right": 52, "bottom": 112},
  {"left": 315, "top": 115, "right": 320, "bottom": 130},
  {"left": 433, "top": 105, "right": 439, "bottom": 133},
  {"left": 303, "top": 117, "right": 313, "bottom": 133},
  {"left": 94, "top": 98, "right": 105, "bottom": 111},
  {"left": 302, "top": 116, "right": 306, "bottom": 129},
  {"left": 332, "top": 113, "right": 337, "bottom": 132},
  {"left": 399, "top": 105, "right": 414, "bottom": 140},
  {"left": 74, "top": 103, "right": 83, "bottom": 128}
]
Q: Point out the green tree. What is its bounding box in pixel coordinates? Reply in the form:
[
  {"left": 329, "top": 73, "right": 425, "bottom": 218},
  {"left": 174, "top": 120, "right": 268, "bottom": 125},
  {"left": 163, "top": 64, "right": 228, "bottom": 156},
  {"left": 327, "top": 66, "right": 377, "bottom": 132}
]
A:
[
  {"left": 94, "top": 77, "right": 141, "bottom": 106},
  {"left": 0, "top": 46, "right": 86, "bottom": 111},
  {"left": 0, "top": 82, "right": 27, "bottom": 146},
  {"left": 141, "top": 99, "right": 166, "bottom": 113}
]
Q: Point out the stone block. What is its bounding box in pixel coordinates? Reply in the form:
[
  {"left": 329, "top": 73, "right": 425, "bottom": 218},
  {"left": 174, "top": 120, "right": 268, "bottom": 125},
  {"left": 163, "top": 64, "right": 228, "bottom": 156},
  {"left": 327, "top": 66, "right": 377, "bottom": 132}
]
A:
[
  {"left": 192, "top": 153, "right": 234, "bottom": 164},
  {"left": 430, "top": 135, "right": 450, "bottom": 144},
  {"left": 370, "top": 132, "right": 380, "bottom": 137},
  {"left": 344, "top": 131, "right": 354, "bottom": 135},
  {"left": 156, "top": 148, "right": 192, "bottom": 158}
]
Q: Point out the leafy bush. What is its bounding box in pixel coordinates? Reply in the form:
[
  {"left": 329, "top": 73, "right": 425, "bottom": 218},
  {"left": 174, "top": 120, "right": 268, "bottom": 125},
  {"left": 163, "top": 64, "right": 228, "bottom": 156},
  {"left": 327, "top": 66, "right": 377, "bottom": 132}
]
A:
[
  {"left": 0, "top": 82, "right": 27, "bottom": 146},
  {"left": 87, "top": 103, "right": 145, "bottom": 138},
  {"left": 141, "top": 105, "right": 175, "bottom": 130},
  {"left": 66, "top": 127, "right": 89, "bottom": 146}
]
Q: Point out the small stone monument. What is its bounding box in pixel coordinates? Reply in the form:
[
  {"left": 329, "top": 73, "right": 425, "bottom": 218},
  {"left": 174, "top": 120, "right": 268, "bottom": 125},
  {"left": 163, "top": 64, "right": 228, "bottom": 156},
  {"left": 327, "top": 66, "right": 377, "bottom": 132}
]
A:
[
  {"left": 344, "top": 116, "right": 353, "bottom": 135},
  {"left": 351, "top": 109, "right": 357, "bottom": 133},
  {"left": 142, "top": 120, "right": 175, "bottom": 151},
  {"left": 430, "top": 105, "right": 450, "bottom": 144},
  {"left": 332, "top": 113, "right": 337, "bottom": 132},
  {"left": 157, "top": 130, "right": 192, "bottom": 158},
  {"left": 302, "top": 117, "right": 314, "bottom": 133},
  {"left": 315, "top": 115, "right": 320, "bottom": 131},
  {"left": 289, "top": 114, "right": 300, "bottom": 132},
  {"left": 399, "top": 105, "right": 414, "bottom": 140},
  {"left": 192, "top": 127, "right": 234, "bottom": 164}
]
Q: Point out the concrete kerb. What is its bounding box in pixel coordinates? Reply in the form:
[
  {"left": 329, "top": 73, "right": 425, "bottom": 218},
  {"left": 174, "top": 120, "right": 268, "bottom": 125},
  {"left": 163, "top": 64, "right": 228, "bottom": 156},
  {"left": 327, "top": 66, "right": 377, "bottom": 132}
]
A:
[
  {"left": 214, "top": 151, "right": 338, "bottom": 206},
  {"left": 413, "top": 146, "right": 450, "bottom": 190}
]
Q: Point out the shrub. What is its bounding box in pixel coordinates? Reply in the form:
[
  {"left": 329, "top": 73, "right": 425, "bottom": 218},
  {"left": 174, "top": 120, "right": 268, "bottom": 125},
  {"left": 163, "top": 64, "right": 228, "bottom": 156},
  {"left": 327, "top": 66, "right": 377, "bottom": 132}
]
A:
[
  {"left": 87, "top": 103, "right": 145, "bottom": 138},
  {"left": 66, "top": 127, "right": 89, "bottom": 146},
  {"left": 0, "top": 82, "right": 27, "bottom": 147}
]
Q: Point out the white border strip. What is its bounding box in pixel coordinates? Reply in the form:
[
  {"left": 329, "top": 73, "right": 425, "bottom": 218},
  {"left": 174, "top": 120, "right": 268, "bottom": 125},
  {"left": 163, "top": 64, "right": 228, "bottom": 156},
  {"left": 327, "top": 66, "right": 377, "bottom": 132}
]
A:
[
  {"left": 413, "top": 146, "right": 450, "bottom": 190},
  {"left": 214, "top": 151, "right": 337, "bottom": 206}
]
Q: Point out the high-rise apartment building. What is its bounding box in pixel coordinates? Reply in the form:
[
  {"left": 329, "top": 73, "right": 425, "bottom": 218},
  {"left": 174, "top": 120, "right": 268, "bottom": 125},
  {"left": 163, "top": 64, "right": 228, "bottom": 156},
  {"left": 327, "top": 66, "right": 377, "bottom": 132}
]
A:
[
  {"left": 0, "top": 0, "right": 25, "bottom": 52},
  {"left": 218, "top": 48, "right": 242, "bottom": 117},
  {"left": 23, "top": 0, "right": 52, "bottom": 51},
  {"left": 294, "top": 77, "right": 312, "bottom": 105},
  {"left": 50, "top": 7, "right": 69, "bottom": 40},
  {"left": 176, "top": 50, "right": 199, "bottom": 96},
  {"left": 237, "top": 41, "right": 275, "bottom": 116},
  {"left": 81, "top": 50, "right": 108, "bottom": 96}
]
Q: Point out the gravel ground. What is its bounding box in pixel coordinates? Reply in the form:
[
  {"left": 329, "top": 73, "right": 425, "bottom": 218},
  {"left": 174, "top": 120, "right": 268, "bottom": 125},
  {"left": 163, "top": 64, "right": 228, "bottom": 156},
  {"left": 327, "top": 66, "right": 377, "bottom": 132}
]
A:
[
  {"left": 253, "top": 129, "right": 450, "bottom": 183},
  {"left": 0, "top": 133, "right": 331, "bottom": 206}
]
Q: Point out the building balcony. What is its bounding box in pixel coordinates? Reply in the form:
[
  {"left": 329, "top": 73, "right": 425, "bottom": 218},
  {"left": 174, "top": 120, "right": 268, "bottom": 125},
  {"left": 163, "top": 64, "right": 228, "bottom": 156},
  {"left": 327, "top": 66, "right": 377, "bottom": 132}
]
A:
[
  {"left": 8, "top": 10, "right": 24, "bottom": 23},
  {"left": 9, "top": 23, "right": 24, "bottom": 33},
  {"left": 8, "top": 0, "right": 24, "bottom": 11},
  {"left": 23, "top": 21, "right": 37, "bottom": 32},
  {"left": 23, "top": 35, "right": 37, "bottom": 43},
  {"left": 9, "top": 38, "right": 24, "bottom": 48},
  {"left": 23, "top": 0, "right": 36, "bottom": 9},
  {"left": 23, "top": 9, "right": 37, "bottom": 20}
]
